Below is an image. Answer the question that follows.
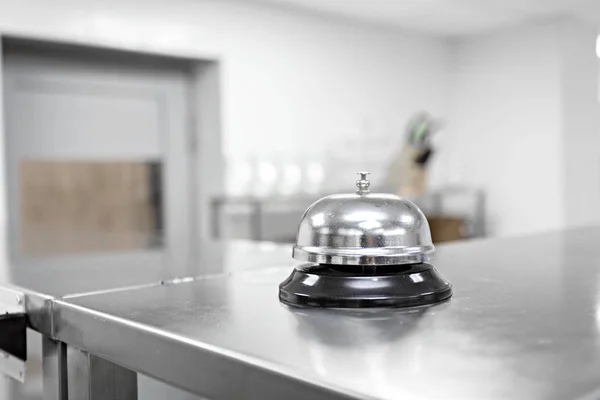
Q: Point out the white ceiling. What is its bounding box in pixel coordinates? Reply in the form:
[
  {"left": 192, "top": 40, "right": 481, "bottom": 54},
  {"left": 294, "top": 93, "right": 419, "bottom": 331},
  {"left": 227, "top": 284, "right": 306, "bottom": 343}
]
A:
[{"left": 248, "top": 0, "right": 600, "bottom": 36}]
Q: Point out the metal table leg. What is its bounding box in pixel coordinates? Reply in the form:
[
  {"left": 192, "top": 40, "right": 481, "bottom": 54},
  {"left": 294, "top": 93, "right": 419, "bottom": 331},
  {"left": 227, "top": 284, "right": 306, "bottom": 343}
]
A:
[
  {"left": 251, "top": 201, "right": 263, "bottom": 241},
  {"left": 67, "top": 346, "right": 137, "bottom": 400},
  {"left": 212, "top": 200, "right": 221, "bottom": 239},
  {"left": 42, "top": 337, "right": 68, "bottom": 400}
]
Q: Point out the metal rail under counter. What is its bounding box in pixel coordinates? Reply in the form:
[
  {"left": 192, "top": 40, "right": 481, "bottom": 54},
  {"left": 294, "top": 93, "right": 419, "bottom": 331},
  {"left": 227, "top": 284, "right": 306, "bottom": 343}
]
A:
[{"left": 2, "top": 226, "right": 600, "bottom": 399}]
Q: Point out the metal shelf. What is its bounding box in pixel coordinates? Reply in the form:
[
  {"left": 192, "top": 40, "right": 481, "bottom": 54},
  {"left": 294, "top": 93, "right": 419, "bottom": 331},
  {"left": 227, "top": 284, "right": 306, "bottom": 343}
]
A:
[{"left": 212, "top": 186, "right": 486, "bottom": 242}]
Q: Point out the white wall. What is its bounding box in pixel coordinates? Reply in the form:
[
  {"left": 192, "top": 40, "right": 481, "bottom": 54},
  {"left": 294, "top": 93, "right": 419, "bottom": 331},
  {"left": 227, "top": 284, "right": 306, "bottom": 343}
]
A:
[
  {"left": 0, "top": 0, "right": 452, "bottom": 190},
  {"left": 5, "top": 0, "right": 594, "bottom": 240},
  {"left": 560, "top": 19, "right": 600, "bottom": 228},
  {"left": 443, "top": 17, "right": 600, "bottom": 237},
  {"left": 444, "top": 21, "right": 564, "bottom": 237},
  {"left": 0, "top": 41, "right": 8, "bottom": 271}
]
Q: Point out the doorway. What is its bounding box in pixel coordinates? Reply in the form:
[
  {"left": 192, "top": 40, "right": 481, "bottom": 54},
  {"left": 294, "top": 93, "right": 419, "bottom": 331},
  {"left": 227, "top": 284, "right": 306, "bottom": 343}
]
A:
[
  {"left": 2, "top": 39, "right": 199, "bottom": 269},
  {"left": 1, "top": 38, "right": 221, "bottom": 400}
]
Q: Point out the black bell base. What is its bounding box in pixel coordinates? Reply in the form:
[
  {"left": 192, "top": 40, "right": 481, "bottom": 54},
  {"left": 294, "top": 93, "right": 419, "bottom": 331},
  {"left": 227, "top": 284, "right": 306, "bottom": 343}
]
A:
[{"left": 279, "top": 263, "right": 452, "bottom": 309}]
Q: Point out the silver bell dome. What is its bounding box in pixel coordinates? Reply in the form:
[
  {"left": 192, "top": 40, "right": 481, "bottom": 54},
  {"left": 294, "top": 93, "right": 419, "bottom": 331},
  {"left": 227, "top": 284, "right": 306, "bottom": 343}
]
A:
[{"left": 293, "top": 172, "right": 434, "bottom": 266}]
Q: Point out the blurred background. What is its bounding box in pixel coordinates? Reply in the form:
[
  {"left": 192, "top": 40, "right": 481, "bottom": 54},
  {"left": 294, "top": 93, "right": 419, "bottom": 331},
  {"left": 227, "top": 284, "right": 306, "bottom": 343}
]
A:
[
  {"left": 1, "top": 0, "right": 600, "bottom": 398},
  {"left": 4, "top": 0, "right": 598, "bottom": 263}
]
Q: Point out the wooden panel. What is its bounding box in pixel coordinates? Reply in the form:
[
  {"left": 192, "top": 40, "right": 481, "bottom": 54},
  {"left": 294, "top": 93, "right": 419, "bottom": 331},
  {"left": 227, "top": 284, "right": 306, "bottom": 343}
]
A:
[
  {"left": 19, "top": 160, "right": 161, "bottom": 257},
  {"left": 427, "top": 216, "right": 465, "bottom": 244}
]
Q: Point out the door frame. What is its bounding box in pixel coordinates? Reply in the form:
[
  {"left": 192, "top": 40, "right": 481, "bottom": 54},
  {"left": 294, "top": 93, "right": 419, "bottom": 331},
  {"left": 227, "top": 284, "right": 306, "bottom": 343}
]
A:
[{"left": 0, "top": 36, "right": 223, "bottom": 264}]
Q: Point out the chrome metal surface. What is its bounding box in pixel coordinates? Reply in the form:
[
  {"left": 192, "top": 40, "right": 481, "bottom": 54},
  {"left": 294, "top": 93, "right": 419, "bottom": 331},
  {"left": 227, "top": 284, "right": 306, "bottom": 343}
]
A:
[
  {"left": 355, "top": 172, "right": 371, "bottom": 195},
  {"left": 42, "top": 338, "right": 67, "bottom": 400},
  {"left": 293, "top": 172, "right": 434, "bottom": 265},
  {"left": 0, "top": 286, "right": 25, "bottom": 315},
  {"left": 0, "top": 287, "right": 28, "bottom": 382},
  {"left": 0, "top": 349, "right": 26, "bottom": 383},
  {"left": 53, "top": 226, "right": 600, "bottom": 400}
]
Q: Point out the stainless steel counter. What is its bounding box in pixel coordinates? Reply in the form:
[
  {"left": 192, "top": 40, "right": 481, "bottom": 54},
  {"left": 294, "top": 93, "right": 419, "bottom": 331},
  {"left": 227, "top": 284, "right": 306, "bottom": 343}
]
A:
[
  {"left": 0, "top": 241, "right": 292, "bottom": 335},
  {"left": 5, "top": 227, "right": 600, "bottom": 399}
]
